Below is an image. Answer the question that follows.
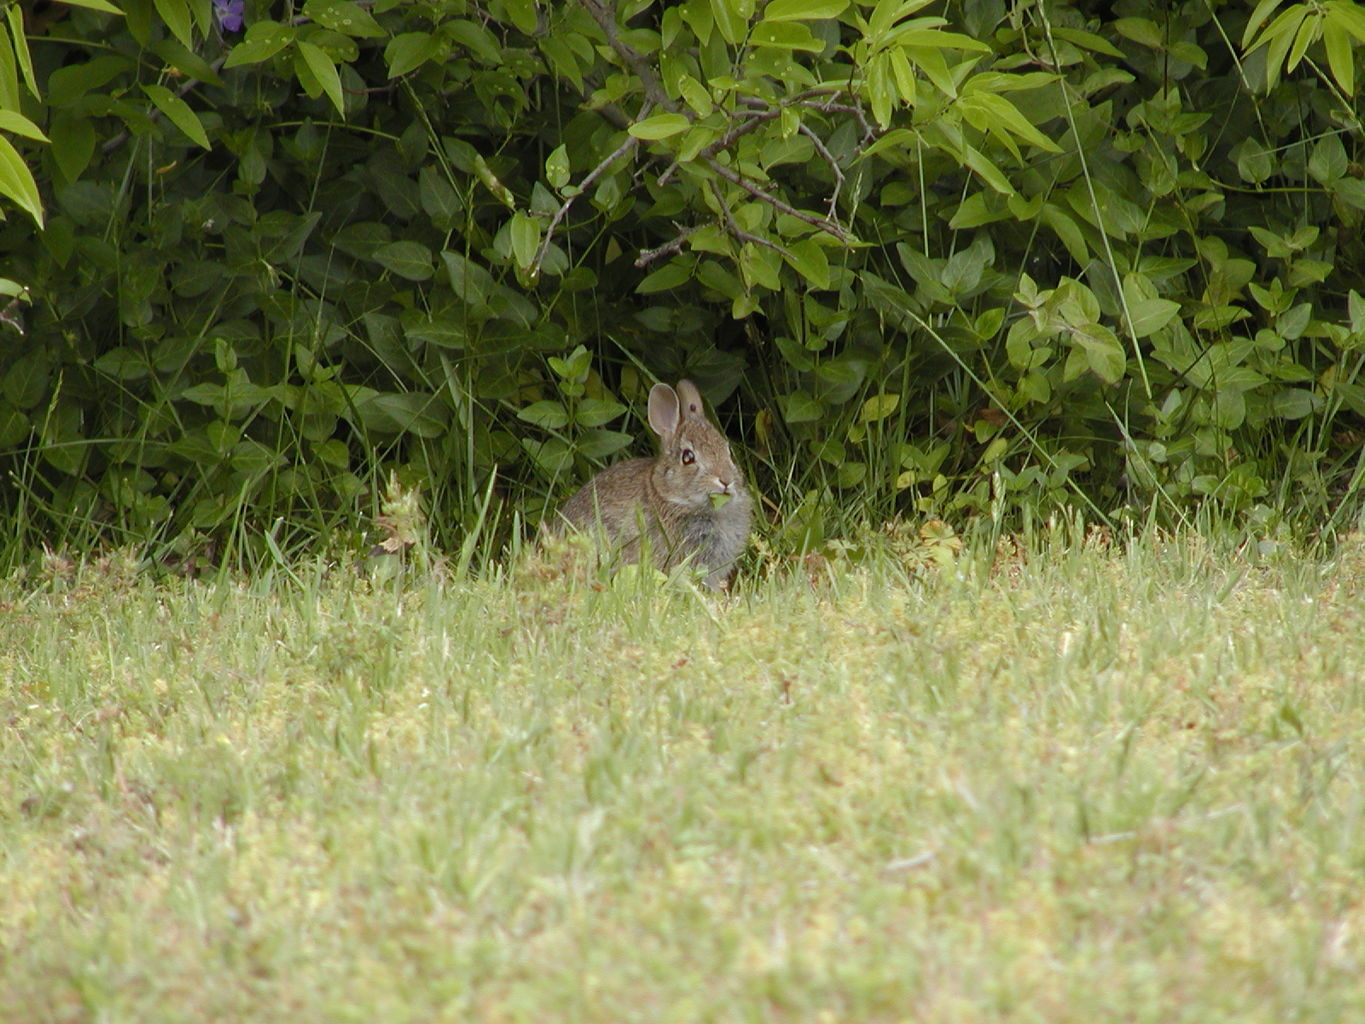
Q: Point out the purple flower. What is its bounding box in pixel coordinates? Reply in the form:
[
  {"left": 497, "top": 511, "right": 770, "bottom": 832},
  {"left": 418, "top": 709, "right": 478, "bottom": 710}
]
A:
[{"left": 214, "top": 0, "right": 244, "bottom": 32}]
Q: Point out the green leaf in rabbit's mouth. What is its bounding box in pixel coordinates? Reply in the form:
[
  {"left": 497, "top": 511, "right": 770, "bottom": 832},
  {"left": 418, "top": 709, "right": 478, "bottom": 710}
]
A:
[{"left": 709, "top": 492, "right": 732, "bottom": 510}]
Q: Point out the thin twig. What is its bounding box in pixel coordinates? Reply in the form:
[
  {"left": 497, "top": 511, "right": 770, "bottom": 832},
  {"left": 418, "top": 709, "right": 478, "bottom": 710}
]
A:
[
  {"left": 797, "top": 121, "right": 846, "bottom": 228},
  {"left": 530, "top": 110, "right": 649, "bottom": 277},
  {"left": 713, "top": 181, "right": 797, "bottom": 263},
  {"left": 725, "top": 95, "right": 855, "bottom": 227},
  {"left": 657, "top": 106, "right": 779, "bottom": 186},
  {"left": 577, "top": 0, "right": 676, "bottom": 112},
  {"left": 634, "top": 224, "right": 701, "bottom": 268},
  {"left": 704, "top": 157, "right": 849, "bottom": 243}
]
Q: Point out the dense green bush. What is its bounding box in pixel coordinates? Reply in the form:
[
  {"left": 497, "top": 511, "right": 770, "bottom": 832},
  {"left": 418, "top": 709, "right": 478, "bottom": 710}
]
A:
[{"left": 1, "top": 0, "right": 1364, "bottom": 564}]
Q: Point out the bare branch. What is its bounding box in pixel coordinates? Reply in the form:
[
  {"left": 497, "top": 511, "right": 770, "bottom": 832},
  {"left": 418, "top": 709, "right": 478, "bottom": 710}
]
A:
[
  {"left": 704, "top": 157, "right": 849, "bottom": 243},
  {"left": 531, "top": 109, "right": 650, "bottom": 277},
  {"left": 725, "top": 94, "right": 862, "bottom": 225},
  {"left": 634, "top": 224, "right": 702, "bottom": 268},
  {"left": 577, "top": 0, "right": 677, "bottom": 112},
  {"left": 798, "top": 122, "right": 846, "bottom": 227},
  {"left": 800, "top": 99, "right": 877, "bottom": 146},
  {"left": 713, "top": 183, "right": 796, "bottom": 263}
]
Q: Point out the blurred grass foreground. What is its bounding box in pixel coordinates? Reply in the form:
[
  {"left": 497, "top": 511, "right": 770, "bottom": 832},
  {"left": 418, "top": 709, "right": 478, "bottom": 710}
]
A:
[{"left": 2, "top": 528, "right": 1364, "bottom": 1022}]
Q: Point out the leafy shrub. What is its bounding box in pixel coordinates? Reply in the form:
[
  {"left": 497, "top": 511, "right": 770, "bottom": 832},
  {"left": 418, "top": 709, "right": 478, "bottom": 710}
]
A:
[{"left": 1, "top": 0, "right": 1364, "bottom": 565}]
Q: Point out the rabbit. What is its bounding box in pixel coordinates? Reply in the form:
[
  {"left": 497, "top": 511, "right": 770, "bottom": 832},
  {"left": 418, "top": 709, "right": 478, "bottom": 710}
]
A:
[{"left": 556, "top": 380, "right": 753, "bottom": 589}]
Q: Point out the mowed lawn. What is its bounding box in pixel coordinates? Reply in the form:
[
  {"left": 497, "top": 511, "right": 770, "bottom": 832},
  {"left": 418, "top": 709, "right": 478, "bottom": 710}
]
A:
[{"left": 2, "top": 531, "right": 1364, "bottom": 1022}]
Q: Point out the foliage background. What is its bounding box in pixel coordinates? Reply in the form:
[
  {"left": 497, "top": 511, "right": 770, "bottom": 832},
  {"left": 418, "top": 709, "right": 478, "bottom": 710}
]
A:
[{"left": 1, "top": 0, "right": 1364, "bottom": 565}]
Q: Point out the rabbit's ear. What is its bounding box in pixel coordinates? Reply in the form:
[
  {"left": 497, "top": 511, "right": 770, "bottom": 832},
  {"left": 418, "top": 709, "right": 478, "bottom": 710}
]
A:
[
  {"left": 648, "top": 383, "right": 681, "bottom": 438},
  {"left": 675, "top": 380, "right": 705, "bottom": 420}
]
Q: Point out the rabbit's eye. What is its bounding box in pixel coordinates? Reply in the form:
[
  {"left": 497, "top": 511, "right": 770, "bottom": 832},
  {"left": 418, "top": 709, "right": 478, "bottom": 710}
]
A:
[{"left": 681, "top": 448, "right": 696, "bottom": 466}]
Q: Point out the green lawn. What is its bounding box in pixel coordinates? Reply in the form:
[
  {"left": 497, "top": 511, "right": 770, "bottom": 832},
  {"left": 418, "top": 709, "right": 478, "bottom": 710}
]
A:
[{"left": 3, "top": 531, "right": 1364, "bottom": 1022}]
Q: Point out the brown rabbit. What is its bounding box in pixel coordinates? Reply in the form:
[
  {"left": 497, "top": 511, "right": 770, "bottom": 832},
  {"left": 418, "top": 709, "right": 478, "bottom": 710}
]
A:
[{"left": 556, "top": 380, "right": 753, "bottom": 589}]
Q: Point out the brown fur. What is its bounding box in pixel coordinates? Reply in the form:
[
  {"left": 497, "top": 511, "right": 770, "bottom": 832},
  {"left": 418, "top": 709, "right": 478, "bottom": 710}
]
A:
[{"left": 556, "top": 381, "right": 753, "bottom": 588}]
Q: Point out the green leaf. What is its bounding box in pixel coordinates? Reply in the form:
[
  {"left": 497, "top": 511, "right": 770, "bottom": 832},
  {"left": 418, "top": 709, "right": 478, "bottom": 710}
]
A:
[
  {"left": 1070, "top": 322, "right": 1126, "bottom": 384},
  {"left": 710, "top": 0, "right": 748, "bottom": 44},
  {"left": 509, "top": 211, "right": 540, "bottom": 270},
  {"left": 1125, "top": 296, "right": 1181, "bottom": 339},
  {"left": 224, "top": 22, "right": 296, "bottom": 68},
  {"left": 150, "top": 38, "right": 223, "bottom": 86},
  {"left": 1258, "top": 6, "right": 1311, "bottom": 90},
  {"left": 3, "top": 351, "right": 50, "bottom": 408},
  {"left": 546, "top": 144, "right": 570, "bottom": 190},
  {"left": 0, "top": 135, "right": 43, "bottom": 226},
  {"left": 1349, "top": 289, "right": 1365, "bottom": 333},
  {"left": 867, "top": 0, "right": 939, "bottom": 36},
  {"left": 859, "top": 393, "right": 900, "bottom": 423},
  {"left": 629, "top": 113, "right": 692, "bottom": 140},
  {"left": 372, "top": 241, "right": 434, "bottom": 281},
  {"left": 1309, "top": 135, "right": 1348, "bottom": 184},
  {"left": 0, "top": 110, "right": 48, "bottom": 143},
  {"left": 1209, "top": 387, "right": 1246, "bottom": 430},
  {"left": 517, "top": 400, "right": 570, "bottom": 430},
  {"left": 1244, "top": 0, "right": 1289, "bottom": 44},
  {"left": 941, "top": 236, "right": 992, "bottom": 296},
  {"left": 960, "top": 91, "right": 1061, "bottom": 153},
  {"left": 961, "top": 143, "right": 1015, "bottom": 195},
  {"left": 297, "top": 41, "right": 345, "bottom": 115},
  {"left": 402, "top": 313, "right": 467, "bottom": 350},
  {"left": 1041, "top": 204, "right": 1087, "bottom": 263},
  {"left": 637, "top": 259, "right": 693, "bottom": 294},
  {"left": 141, "top": 84, "right": 210, "bottom": 149},
  {"left": 888, "top": 46, "right": 916, "bottom": 106},
  {"left": 1330, "top": 0, "right": 1365, "bottom": 42},
  {"left": 782, "top": 390, "right": 823, "bottom": 423},
  {"left": 47, "top": 55, "right": 133, "bottom": 105},
  {"left": 783, "top": 239, "right": 830, "bottom": 289},
  {"left": 1323, "top": 21, "right": 1355, "bottom": 95},
  {"left": 867, "top": 52, "right": 894, "bottom": 127},
  {"left": 548, "top": 345, "right": 592, "bottom": 383},
  {"left": 0, "top": 403, "right": 28, "bottom": 449},
  {"left": 94, "top": 347, "right": 150, "bottom": 381},
  {"left": 763, "top": 0, "right": 849, "bottom": 20},
  {"left": 354, "top": 393, "right": 449, "bottom": 438},
  {"left": 575, "top": 429, "right": 634, "bottom": 459},
  {"left": 740, "top": 242, "right": 782, "bottom": 292},
  {"left": 1114, "top": 17, "right": 1164, "bottom": 49},
  {"left": 303, "top": 0, "right": 385, "bottom": 38},
  {"left": 948, "top": 192, "right": 1007, "bottom": 230},
  {"left": 447, "top": 19, "right": 504, "bottom": 65},
  {"left": 442, "top": 251, "right": 496, "bottom": 306},
  {"left": 54, "top": 0, "right": 124, "bottom": 12},
  {"left": 677, "top": 75, "right": 714, "bottom": 117},
  {"left": 1052, "top": 26, "right": 1125, "bottom": 58},
  {"left": 575, "top": 398, "right": 628, "bottom": 427},
  {"left": 386, "top": 32, "right": 439, "bottom": 77},
  {"left": 811, "top": 438, "right": 845, "bottom": 464},
  {"left": 0, "top": 27, "right": 16, "bottom": 110},
  {"left": 1232, "top": 138, "right": 1274, "bottom": 184},
  {"left": 5, "top": 7, "right": 37, "bottom": 96},
  {"left": 1122, "top": 274, "right": 1181, "bottom": 339},
  {"left": 503, "top": 0, "right": 540, "bottom": 35},
  {"left": 750, "top": 21, "right": 824, "bottom": 50},
  {"left": 152, "top": 0, "right": 194, "bottom": 49},
  {"left": 1285, "top": 7, "right": 1321, "bottom": 72},
  {"left": 418, "top": 166, "right": 461, "bottom": 226}
]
